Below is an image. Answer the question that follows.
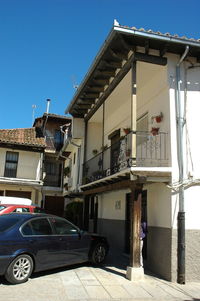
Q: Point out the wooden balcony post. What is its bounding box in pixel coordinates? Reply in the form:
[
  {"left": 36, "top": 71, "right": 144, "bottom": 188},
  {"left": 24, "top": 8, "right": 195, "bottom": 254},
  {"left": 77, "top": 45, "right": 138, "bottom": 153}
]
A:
[{"left": 126, "top": 182, "right": 144, "bottom": 281}]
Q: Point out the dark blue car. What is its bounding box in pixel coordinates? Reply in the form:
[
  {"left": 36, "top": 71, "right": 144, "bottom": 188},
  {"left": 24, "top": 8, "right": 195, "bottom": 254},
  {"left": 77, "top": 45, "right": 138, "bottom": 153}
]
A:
[{"left": 0, "top": 213, "right": 109, "bottom": 284}]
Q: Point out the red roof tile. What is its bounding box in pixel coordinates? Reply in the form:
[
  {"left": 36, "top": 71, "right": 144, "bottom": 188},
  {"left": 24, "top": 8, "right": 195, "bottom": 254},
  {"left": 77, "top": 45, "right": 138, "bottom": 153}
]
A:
[{"left": 0, "top": 128, "right": 46, "bottom": 148}]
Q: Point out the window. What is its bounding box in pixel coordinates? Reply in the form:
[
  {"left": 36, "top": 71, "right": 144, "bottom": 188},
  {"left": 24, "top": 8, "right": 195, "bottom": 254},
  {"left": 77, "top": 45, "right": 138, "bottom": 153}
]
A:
[
  {"left": 4, "top": 152, "right": 19, "bottom": 178},
  {"left": 45, "top": 162, "right": 56, "bottom": 175},
  {"left": 51, "top": 217, "right": 79, "bottom": 235},
  {"left": 29, "top": 218, "right": 52, "bottom": 235},
  {"left": 54, "top": 130, "right": 63, "bottom": 150},
  {"left": 0, "top": 205, "right": 6, "bottom": 211}
]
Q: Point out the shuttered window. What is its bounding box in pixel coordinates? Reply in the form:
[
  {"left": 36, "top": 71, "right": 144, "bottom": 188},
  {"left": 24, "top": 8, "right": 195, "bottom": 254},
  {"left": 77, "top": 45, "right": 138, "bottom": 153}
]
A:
[{"left": 4, "top": 151, "right": 19, "bottom": 178}]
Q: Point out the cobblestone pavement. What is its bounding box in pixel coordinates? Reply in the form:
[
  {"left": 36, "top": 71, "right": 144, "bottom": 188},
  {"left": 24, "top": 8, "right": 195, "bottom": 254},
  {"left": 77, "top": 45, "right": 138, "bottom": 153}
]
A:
[{"left": 0, "top": 261, "right": 200, "bottom": 301}]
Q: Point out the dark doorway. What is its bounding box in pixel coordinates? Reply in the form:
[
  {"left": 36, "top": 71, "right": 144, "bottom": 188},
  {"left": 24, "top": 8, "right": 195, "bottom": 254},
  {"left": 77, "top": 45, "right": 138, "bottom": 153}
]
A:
[
  {"left": 125, "top": 193, "right": 131, "bottom": 254},
  {"left": 83, "top": 196, "right": 90, "bottom": 231},
  {"left": 89, "top": 196, "right": 98, "bottom": 233},
  {"left": 44, "top": 196, "right": 64, "bottom": 216},
  {"left": 125, "top": 190, "right": 147, "bottom": 257},
  {"left": 110, "top": 130, "right": 120, "bottom": 174}
]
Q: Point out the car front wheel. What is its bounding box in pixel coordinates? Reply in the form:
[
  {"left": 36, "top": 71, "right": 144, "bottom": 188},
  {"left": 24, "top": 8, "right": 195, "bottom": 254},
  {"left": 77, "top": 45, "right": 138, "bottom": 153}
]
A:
[
  {"left": 5, "top": 254, "right": 33, "bottom": 284},
  {"left": 91, "top": 243, "right": 107, "bottom": 264}
]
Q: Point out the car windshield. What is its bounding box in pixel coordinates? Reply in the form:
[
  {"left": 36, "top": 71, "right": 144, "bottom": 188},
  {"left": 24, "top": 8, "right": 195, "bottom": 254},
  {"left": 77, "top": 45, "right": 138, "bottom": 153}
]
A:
[
  {"left": 0, "top": 215, "right": 21, "bottom": 232},
  {"left": 0, "top": 205, "right": 6, "bottom": 211}
]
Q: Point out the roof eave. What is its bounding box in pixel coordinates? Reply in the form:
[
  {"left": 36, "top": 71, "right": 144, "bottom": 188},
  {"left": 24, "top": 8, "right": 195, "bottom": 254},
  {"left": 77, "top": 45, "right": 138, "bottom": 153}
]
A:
[
  {"left": 65, "top": 26, "right": 116, "bottom": 114},
  {"left": 65, "top": 25, "right": 200, "bottom": 116}
]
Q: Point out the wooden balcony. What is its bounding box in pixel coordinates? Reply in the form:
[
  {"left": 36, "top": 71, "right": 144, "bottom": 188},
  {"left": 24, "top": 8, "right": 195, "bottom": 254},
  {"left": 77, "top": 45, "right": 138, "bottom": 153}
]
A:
[{"left": 82, "top": 131, "right": 170, "bottom": 185}]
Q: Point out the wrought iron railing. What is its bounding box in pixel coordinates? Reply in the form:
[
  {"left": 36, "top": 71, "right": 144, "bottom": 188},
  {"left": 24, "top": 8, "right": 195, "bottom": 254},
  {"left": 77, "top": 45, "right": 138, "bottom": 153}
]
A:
[{"left": 82, "top": 131, "right": 169, "bottom": 184}]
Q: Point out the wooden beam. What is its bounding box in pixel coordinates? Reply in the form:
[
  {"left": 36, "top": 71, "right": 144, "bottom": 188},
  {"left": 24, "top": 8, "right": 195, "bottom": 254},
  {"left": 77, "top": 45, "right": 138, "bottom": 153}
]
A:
[
  {"left": 82, "top": 179, "right": 131, "bottom": 195},
  {"left": 86, "top": 86, "right": 105, "bottom": 92},
  {"left": 76, "top": 104, "right": 91, "bottom": 109},
  {"left": 160, "top": 43, "right": 169, "bottom": 57},
  {"left": 97, "top": 70, "right": 116, "bottom": 77},
  {"left": 145, "top": 40, "right": 149, "bottom": 54},
  {"left": 119, "top": 35, "right": 132, "bottom": 50},
  {"left": 79, "top": 98, "right": 96, "bottom": 104},
  {"left": 130, "top": 188, "right": 142, "bottom": 267},
  {"left": 85, "top": 52, "right": 135, "bottom": 121},
  {"left": 84, "top": 52, "right": 167, "bottom": 121},
  {"left": 83, "top": 93, "right": 99, "bottom": 98},
  {"left": 103, "top": 60, "right": 123, "bottom": 69},
  {"left": 93, "top": 78, "right": 109, "bottom": 85},
  {"left": 134, "top": 52, "right": 167, "bottom": 65},
  {"left": 109, "top": 48, "right": 128, "bottom": 60}
]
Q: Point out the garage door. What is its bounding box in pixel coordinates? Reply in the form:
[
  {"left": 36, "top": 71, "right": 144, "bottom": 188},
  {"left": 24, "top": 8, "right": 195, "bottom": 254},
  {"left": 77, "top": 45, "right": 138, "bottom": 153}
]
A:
[{"left": 5, "top": 190, "right": 32, "bottom": 199}]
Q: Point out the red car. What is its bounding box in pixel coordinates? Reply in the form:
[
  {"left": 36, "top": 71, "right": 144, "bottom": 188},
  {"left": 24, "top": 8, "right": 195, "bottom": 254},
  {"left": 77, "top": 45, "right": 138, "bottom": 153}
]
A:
[{"left": 0, "top": 204, "right": 45, "bottom": 215}]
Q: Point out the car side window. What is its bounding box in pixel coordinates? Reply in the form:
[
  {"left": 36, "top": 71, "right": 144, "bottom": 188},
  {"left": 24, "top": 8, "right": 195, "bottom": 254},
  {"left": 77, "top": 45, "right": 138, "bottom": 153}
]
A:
[
  {"left": 13, "top": 207, "right": 30, "bottom": 213},
  {"left": 51, "top": 218, "right": 79, "bottom": 235},
  {"left": 30, "top": 218, "right": 52, "bottom": 235},
  {"left": 21, "top": 222, "right": 33, "bottom": 235}
]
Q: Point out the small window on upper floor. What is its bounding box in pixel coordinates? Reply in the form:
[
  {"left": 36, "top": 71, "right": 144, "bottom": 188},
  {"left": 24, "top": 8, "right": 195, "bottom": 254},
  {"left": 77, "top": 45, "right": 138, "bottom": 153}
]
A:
[
  {"left": 73, "top": 153, "right": 76, "bottom": 165},
  {"left": 4, "top": 151, "right": 19, "bottom": 178},
  {"left": 45, "top": 162, "right": 56, "bottom": 175},
  {"left": 54, "top": 130, "right": 63, "bottom": 150}
]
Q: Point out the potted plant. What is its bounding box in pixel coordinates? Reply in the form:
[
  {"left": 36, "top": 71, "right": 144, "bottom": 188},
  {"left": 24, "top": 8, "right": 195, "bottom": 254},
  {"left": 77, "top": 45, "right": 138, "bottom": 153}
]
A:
[
  {"left": 63, "top": 166, "right": 71, "bottom": 177},
  {"left": 151, "top": 127, "right": 159, "bottom": 136},
  {"left": 92, "top": 149, "right": 98, "bottom": 156},
  {"left": 123, "top": 127, "right": 131, "bottom": 135},
  {"left": 155, "top": 112, "right": 163, "bottom": 123}
]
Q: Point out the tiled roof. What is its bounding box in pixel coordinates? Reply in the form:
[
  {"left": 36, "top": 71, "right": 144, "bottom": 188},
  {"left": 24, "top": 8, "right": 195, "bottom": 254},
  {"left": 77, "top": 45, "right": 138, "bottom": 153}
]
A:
[
  {"left": 0, "top": 128, "right": 46, "bottom": 148},
  {"left": 118, "top": 24, "right": 200, "bottom": 42}
]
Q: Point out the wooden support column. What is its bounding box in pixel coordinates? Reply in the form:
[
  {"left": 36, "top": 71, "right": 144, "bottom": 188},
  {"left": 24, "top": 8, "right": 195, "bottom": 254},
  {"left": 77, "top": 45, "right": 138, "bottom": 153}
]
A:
[
  {"left": 129, "top": 186, "right": 142, "bottom": 267},
  {"left": 126, "top": 183, "right": 144, "bottom": 281}
]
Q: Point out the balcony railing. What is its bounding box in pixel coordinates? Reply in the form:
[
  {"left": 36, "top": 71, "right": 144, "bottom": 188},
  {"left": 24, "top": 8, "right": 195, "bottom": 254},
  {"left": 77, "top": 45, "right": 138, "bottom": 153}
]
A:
[
  {"left": 45, "top": 136, "right": 63, "bottom": 151},
  {"left": 82, "top": 131, "right": 169, "bottom": 184}
]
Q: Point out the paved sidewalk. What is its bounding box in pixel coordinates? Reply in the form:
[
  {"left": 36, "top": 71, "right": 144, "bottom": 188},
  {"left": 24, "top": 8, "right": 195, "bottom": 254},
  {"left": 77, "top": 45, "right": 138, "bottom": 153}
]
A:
[{"left": 0, "top": 261, "right": 200, "bottom": 301}]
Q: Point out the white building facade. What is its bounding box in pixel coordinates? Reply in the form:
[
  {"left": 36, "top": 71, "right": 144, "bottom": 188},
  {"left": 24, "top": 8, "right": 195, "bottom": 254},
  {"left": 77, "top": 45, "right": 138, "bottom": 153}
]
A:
[{"left": 65, "top": 25, "right": 200, "bottom": 283}]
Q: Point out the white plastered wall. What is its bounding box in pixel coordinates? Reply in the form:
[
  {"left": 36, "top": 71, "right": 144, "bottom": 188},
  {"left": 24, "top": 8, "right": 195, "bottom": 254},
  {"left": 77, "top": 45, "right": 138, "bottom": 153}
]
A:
[
  {"left": 104, "top": 70, "right": 132, "bottom": 145},
  {"left": 145, "top": 183, "right": 171, "bottom": 228},
  {"left": 86, "top": 122, "right": 102, "bottom": 160},
  {"left": 136, "top": 61, "right": 170, "bottom": 136},
  {"left": 0, "top": 148, "right": 42, "bottom": 180},
  {"left": 98, "top": 189, "right": 130, "bottom": 220}
]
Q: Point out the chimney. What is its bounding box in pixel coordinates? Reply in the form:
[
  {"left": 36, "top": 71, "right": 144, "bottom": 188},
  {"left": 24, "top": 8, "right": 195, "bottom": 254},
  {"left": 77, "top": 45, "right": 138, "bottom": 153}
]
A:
[{"left": 46, "top": 99, "right": 51, "bottom": 114}]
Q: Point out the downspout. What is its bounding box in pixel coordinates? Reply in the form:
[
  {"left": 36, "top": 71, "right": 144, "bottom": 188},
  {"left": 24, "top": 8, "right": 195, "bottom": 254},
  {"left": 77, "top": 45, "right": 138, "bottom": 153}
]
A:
[
  {"left": 70, "top": 140, "right": 81, "bottom": 191},
  {"left": 175, "top": 45, "right": 189, "bottom": 284}
]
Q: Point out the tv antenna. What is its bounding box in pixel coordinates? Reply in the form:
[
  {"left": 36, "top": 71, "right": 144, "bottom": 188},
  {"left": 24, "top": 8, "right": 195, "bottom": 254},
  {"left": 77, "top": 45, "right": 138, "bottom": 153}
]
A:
[{"left": 32, "top": 104, "right": 36, "bottom": 125}]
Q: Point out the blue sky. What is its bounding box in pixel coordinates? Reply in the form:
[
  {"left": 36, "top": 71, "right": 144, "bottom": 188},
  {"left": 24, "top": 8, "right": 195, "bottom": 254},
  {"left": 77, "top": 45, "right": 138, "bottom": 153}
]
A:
[{"left": 0, "top": 0, "right": 200, "bottom": 129}]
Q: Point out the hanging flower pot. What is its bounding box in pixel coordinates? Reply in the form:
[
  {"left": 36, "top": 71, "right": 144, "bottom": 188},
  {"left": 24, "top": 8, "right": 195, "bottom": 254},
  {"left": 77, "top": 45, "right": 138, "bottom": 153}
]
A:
[
  {"left": 123, "top": 128, "right": 131, "bottom": 135},
  {"left": 151, "top": 127, "right": 159, "bottom": 136},
  {"left": 155, "top": 113, "right": 163, "bottom": 123}
]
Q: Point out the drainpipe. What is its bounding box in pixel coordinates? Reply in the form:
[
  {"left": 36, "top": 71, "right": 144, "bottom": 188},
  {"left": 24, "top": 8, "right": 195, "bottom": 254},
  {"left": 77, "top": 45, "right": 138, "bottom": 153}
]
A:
[
  {"left": 70, "top": 140, "right": 81, "bottom": 191},
  {"left": 175, "top": 45, "right": 189, "bottom": 284}
]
